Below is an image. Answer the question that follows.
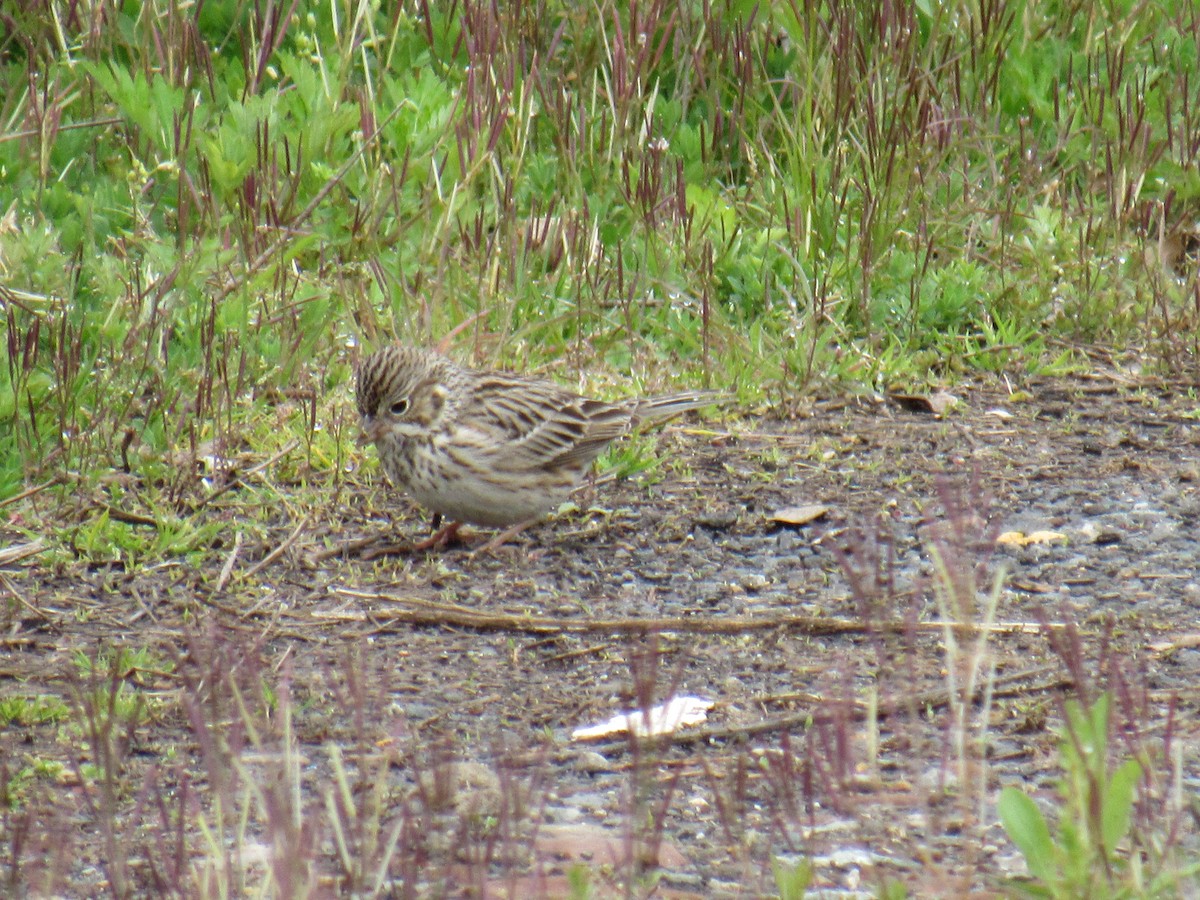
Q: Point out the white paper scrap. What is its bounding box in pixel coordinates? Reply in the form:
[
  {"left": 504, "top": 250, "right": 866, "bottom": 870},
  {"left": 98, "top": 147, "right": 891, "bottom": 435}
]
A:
[{"left": 571, "top": 696, "right": 714, "bottom": 741}]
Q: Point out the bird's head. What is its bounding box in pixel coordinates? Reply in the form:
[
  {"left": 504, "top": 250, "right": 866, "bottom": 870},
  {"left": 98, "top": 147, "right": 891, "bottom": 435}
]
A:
[{"left": 355, "top": 344, "right": 455, "bottom": 446}]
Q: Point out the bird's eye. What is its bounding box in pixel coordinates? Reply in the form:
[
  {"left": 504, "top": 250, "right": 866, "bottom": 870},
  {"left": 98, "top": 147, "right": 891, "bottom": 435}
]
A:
[{"left": 389, "top": 399, "right": 409, "bottom": 416}]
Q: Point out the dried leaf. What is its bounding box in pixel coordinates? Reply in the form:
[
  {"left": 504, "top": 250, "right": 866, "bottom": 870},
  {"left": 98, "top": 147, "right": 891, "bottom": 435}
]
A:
[
  {"left": 1150, "top": 634, "right": 1200, "bottom": 655},
  {"left": 1009, "top": 578, "right": 1056, "bottom": 594},
  {"left": 926, "top": 391, "right": 960, "bottom": 415},
  {"left": 888, "top": 391, "right": 959, "bottom": 416},
  {"left": 997, "top": 530, "right": 1068, "bottom": 547},
  {"left": 1026, "top": 530, "right": 1068, "bottom": 545},
  {"left": 771, "top": 504, "right": 829, "bottom": 526}
]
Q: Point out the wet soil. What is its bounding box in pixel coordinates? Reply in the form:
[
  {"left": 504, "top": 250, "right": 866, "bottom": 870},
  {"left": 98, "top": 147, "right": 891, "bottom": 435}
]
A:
[{"left": 4, "top": 376, "right": 1200, "bottom": 897}]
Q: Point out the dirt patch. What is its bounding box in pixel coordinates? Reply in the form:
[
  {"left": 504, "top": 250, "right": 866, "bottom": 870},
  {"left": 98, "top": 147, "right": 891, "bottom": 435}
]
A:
[{"left": 4, "top": 376, "right": 1200, "bottom": 895}]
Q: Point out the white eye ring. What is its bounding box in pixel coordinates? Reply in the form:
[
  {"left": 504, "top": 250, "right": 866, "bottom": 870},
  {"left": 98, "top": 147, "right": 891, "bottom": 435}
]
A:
[{"left": 389, "top": 399, "right": 409, "bottom": 415}]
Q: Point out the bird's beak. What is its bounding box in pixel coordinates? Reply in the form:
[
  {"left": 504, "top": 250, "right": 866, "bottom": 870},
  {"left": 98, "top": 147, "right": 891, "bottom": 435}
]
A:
[{"left": 356, "top": 416, "right": 376, "bottom": 448}]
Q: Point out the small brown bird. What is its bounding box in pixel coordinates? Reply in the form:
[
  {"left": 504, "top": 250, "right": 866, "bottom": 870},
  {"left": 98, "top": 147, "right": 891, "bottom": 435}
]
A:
[{"left": 355, "top": 343, "right": 725, "bottom": 551}]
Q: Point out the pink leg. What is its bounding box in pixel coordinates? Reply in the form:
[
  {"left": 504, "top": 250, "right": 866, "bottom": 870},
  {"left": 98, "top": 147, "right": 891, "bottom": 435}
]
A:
[
  {"left": 360, "top": 520, "right": 466, "bottom": 559},
  {"left": 469, "top": 518, "right": 537, "bottom": 556},
  {"left": 411, "top": 520, "right": 465, "bottom": 550}
]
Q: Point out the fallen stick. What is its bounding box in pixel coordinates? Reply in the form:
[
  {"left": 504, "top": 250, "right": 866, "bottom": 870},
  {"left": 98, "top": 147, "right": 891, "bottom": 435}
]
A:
[{"left": 326, "top": 587, "right": 1065, "bottom": 638}]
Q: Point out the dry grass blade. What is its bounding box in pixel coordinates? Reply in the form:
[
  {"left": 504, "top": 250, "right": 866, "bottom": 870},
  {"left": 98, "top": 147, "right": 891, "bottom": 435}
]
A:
[
  {"left": 0, "top": 540, "right": 46, "bottom": 566},
  {"left": 241, "top": 515, "right": 311, "bottom": 581}
]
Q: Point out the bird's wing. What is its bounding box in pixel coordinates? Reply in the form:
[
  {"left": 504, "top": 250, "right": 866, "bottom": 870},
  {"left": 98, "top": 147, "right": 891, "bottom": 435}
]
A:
[{"left": 463, "top": 375, "right": 631, "bottom": 472}]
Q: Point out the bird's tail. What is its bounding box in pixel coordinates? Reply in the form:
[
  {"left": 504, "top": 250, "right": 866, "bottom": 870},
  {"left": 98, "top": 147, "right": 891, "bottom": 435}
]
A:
[{"left": 630, "top": 391, "right": 731, "bottom": 425}]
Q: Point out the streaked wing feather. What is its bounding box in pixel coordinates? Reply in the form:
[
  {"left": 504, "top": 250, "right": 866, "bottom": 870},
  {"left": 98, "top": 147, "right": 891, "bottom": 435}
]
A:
[
  {"left": 463, "top": 375, "right": 630, "bottom": 472},
  {"left": 541, "top": 398, "right": 631, "bottom": 469},
  {"left": 459, "top": 376, "right": 726, "bottom": 473}
]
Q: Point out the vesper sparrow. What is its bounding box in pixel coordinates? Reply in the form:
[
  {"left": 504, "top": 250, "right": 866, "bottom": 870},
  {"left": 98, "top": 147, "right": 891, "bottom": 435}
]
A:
[{"left": 355, "top": 343, "right": 725, "bottom": 550}]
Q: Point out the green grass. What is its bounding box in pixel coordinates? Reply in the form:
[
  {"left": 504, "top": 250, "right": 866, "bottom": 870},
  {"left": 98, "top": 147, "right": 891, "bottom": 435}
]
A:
[
  {"left": 3, "top": 0, "right": 1198, "bottom": 502},
  {"left": 1000, "top": 693, "right": 1200, "bottom": 898},
  {"left": 0, "top": 694, "right": 70, "bottom": 727},
  {"left": 3, "top": 1, "right": 1200, "bottom": 894}
]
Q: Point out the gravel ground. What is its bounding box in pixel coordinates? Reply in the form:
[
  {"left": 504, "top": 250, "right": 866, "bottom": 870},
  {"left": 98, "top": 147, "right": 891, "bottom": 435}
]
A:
[{"left": 4, "top": 375, "right": 1200, "bottom": 896}]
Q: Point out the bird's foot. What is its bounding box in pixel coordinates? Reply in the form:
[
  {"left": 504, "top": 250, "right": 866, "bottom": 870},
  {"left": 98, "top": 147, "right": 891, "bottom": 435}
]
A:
[
  {"left": 356, "top": 521, "right": 467, "bottom": 560},
  {"left": 468, "top": 519, "right": 537, "bottom": 557},
  {"left": 412, "top": 520, "right": 466, "bottom": 551},
  {"left": 356, "top": 520, "right": 538, "bottom": 560}
]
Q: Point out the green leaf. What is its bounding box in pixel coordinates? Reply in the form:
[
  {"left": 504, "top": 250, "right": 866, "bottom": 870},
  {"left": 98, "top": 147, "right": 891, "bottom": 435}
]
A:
[
  {"left": 999, "top": 786, "right": 1057, "bottom": 885},
  {"left": 1101, "top": 759, "right": 1141, "bottom": 853},
  {"left": 771, "top": 855, "right": 813, "bottom": 900}
]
